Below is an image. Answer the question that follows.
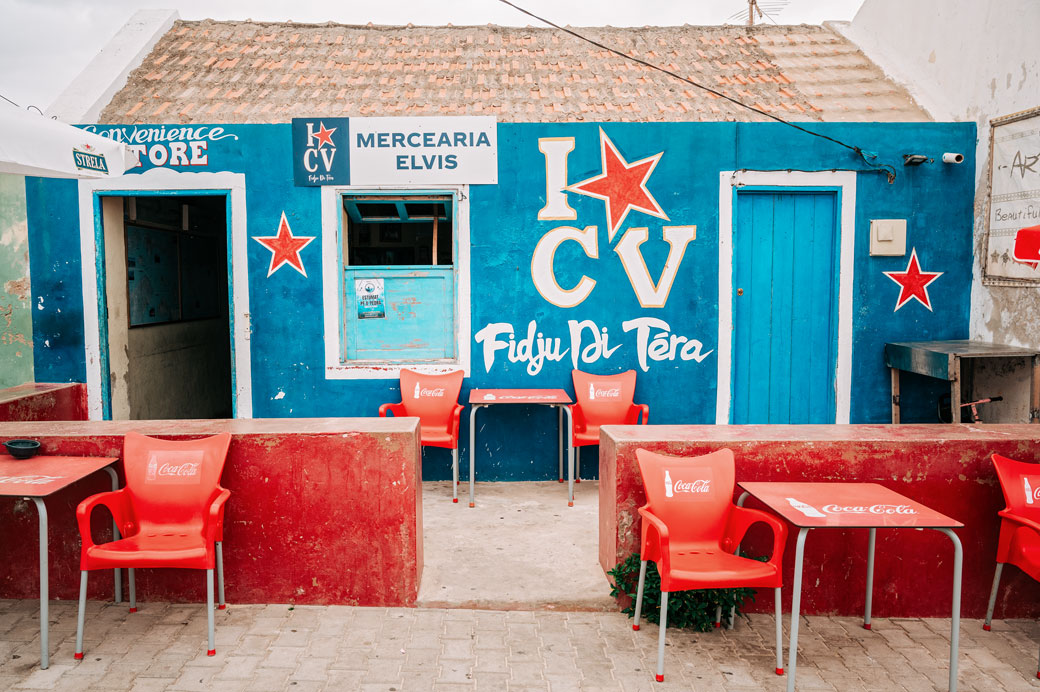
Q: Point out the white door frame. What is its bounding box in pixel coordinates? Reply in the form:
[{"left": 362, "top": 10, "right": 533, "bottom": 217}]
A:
[
  {"left": 77, "top": 168, "right": 251, "bottom": 419},
  {"left": 716, "top": 170, "right": 856, "bottom": 425}
]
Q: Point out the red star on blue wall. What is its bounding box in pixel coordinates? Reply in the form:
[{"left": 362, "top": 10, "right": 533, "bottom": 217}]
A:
[
  {"left": 253, "top": 212, "right": 315, "bottom": 278},
  {"left": 312, "top": 122, "right": 336, "bottom": 148},
  {"left": 566, "top": 129, "right": 669, "bottom": 240},
  {"left": 883, "top": 247, "right": 943, "bottom": 311}
]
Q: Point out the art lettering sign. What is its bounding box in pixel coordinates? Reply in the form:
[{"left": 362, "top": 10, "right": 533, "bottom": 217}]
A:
[
  {"left": 291, "top": 118, "right": 350, "bottom": 186},
  {"left": 355, "top": 278, "right": 385, "bottom": 320},
  {"left": 348, "top": 116, "right": 497, "bottom": 185},
  {"left": 984, "top": 106, "right": 1040, "bottom": 283},
  {"left": 82, "top": 125, "right": 236, "bottom": 169},
  {"left": 474, "top": 128, "right": 712, "bottom": 376}
]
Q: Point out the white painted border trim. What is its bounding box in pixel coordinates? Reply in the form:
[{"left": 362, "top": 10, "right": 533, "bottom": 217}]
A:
[
  {"left": 78, "top": 169, "right": 251, "bottom": 420},
  {"left": 716, "top": 170, "right": 856, "bottom": 425},
  {"left": 320, "top": 184, "right": 471, "bottom": 379}
]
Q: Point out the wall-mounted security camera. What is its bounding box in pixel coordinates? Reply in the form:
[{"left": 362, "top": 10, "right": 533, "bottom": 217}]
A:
[{"left": 942, "top": 152, "right": 964, "bottom": 164}]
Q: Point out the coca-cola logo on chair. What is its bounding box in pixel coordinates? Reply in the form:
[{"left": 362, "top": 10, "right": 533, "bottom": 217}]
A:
[
  {"left": 588, "top": 382, "right": 622, "bottom": 401},
  {"left": 413, "top": 383, "right": 446, "bottom": 398},
  {"left": 1023, "top": 476, "right": 1040, "bottom": 505},
  {"left": 145, "top": 451, "right": 203, "bottom": 484},
  {"left": 663, "top": 468, "right": 712, "bottom": 499}
]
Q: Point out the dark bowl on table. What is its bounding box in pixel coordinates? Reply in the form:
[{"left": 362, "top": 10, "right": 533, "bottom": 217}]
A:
[{"left": 4, "top": 439, "right": 41, "bottom": 460}]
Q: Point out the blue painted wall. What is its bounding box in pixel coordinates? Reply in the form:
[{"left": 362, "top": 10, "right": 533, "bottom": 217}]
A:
[{"left": 27, "top": 121, "right": 976, "bottom": 480}]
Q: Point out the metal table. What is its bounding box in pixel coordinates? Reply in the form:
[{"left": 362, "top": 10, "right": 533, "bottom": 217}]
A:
[
  {"left": 885, "top": 340, "right": 1040, "bottom": 423},
  {"left": 737, "top": 482, "right": 964, "bottom": 692},
  {"left": 0, "top": 454, "right": 120, "bottom": 669},
  {"left": 468, "top": 389, "right": 573, "bottom": 507}
]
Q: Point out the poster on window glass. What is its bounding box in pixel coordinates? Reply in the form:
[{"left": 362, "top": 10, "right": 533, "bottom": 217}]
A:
[
  {"left": 355, "top": 278, "right": 385, "bottom": 319},
  {"left": 985, "top": 106, "right": 1040, "bottom": 284}
]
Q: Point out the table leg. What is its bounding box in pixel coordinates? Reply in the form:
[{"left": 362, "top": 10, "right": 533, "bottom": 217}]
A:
[
  {"left": 101, "top": 466, "right": 122, "bottom": 603},
  {"left": 563, "top": 406, "right": 574, "bottom": 506},
  {"left": 951, "top": 358, "right": 961, "bottom": 424},
  {"left": 935, "top": 528, "right": 963, "bottom": 692},
  {"left": 786, "top": 528, "right": 810, "bottom": 692},
  {"left": 864, "top": 528, "right": 876, "bottom": 629},
  {"left": 1030, "top": 355, "right": 1039, "bottom": 423},
  {"left": 557, "top": 405, "right": 564, "bottom": 483},
  {"left": 29, "top": 497, "right": 48, "bottom": 670},
  {"left": 890, "top": 368, "right": 900, "bottom": 424},
  {"left": 469, "top": 405, "right": 479, "bottom": 508}
]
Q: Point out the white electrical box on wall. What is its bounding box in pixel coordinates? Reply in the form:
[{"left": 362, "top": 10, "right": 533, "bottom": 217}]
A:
[{"left": 870, "top": 219, "right": 907, "bottom": 256}]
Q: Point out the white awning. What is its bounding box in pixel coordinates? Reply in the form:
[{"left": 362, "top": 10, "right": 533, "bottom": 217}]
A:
[{"left": 0, "top": 103, "right": 133, "bottom": 179}]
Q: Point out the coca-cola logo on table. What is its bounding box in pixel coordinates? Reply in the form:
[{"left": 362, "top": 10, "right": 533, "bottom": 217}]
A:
[
  {"left": 0, "top": 475, "right": 64, "bottom": 485},
  {"left": 821, "top": 504, "right": 918, "bottom": 515},
  {"left": 145, "top": 452, "right": 203, "bottom": 484}
]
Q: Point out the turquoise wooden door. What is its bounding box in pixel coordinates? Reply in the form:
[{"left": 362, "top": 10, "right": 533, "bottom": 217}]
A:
[{"left": 732, "top": 190, "right": 839, "bottom": 424}]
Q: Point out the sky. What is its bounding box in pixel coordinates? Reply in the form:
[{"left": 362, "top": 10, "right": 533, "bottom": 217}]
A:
[{"left": 0, "top": 0, "right": 865, "bottom": 112}]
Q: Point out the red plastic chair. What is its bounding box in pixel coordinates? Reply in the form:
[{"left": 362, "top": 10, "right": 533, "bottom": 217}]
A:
[
  {"left": 380, "top": 368, "right": 465, "bottom": 502},
  {"left": 632, "top": 448, "right": 787, "bottom": 683},
  {"left": 74, "top": 432, "right": 232, "bottom": 659},
  {"left": 984, "top": 453, "right": 1040, "bottom": 677},
  {"left": 570, "top": 369, "right": 648, "bottom": 486}
]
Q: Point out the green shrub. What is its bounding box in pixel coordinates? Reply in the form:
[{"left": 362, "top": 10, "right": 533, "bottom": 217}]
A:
[{"left": 607, "top": 553, "right": 757, "bottom": 631}]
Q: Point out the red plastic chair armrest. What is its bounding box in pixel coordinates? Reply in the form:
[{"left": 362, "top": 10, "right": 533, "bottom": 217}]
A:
[
  {"left": 569, "top": 403, "right": 588, "bottom": 433},
  {"left": 206, "top": 487, "right": 232, "bottom": 543},
  {"left": 723, "top": 505, "right": 788, "bottom": 566},
  {"left": 449, "top": 404, "right": 464, "bottom": 442},
  {"left": 998, "top": 510, "right": 1040, "bottom": 536},
  {"left": 626, "top": 403, "right": 649, "bottom": 425},
  {"left": 76, "top": 490, "right": 133, "bottom": 548},
  {"left": 638, "top": 506, "right": 671, "bottom": 572},
  {"left": 379, "top": 402, "right": 406, "bottom": 417}
]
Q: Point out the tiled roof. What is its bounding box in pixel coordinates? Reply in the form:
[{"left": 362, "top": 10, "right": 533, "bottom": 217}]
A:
[{"left": 98, "top": 20, "right": 929, "bottom": 124}]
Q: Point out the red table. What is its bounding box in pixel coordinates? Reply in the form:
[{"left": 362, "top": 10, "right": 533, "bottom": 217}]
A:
[
  {"left": 736, "top": 482, "right": 964, "bottom": 692},
  {"left": 468, "top": 389, "right": 573, "bottom": 507},
  {"left": 0, "top": 454, "right": 120, "bottom": 669}
]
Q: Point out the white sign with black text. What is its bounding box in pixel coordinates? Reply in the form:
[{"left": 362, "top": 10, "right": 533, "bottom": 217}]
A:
[{"left": 348, "top": 116, "right": 497, "bottom": 185}]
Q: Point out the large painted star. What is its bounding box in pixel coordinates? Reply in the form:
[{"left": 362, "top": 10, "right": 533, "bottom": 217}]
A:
[
  {"left": 253, "top": 212, "right": 315, "bottom": 278},
  {"left": 566, "top": 129, "right": 668, "bottom": 240},
  {"left": 312, "top": 122, "right": 336, "bottom": 148},
  {"left": 883, "top": 247, "right": 943, "bottom": 311}
]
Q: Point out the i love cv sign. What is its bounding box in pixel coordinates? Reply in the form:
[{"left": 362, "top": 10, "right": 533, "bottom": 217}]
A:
[{"left": 292, "top": 116, "right": 498, "bottom": 186}]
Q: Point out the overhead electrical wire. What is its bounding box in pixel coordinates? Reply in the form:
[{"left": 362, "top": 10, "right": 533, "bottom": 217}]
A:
[{"left": 496, "top": 0, "right": 897, "bottom": 183}]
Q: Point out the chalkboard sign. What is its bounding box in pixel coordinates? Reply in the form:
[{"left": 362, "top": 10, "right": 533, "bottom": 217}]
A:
[{"left": 984, "top": 106, "right": 1040, "bottom": 285}]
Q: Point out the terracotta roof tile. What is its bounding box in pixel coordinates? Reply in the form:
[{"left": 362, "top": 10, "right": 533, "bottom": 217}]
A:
[{"left": 98, "top": 20, "right": 929, "bottom": 124}]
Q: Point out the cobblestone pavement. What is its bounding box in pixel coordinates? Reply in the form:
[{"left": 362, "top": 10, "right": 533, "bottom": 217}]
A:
[{"left": 0, "top": 599, "right": 1038, "bottom": 691}]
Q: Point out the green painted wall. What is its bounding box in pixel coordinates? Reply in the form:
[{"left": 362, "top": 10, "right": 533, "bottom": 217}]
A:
[{"left": 0, "top": 175, "right": 34, "bottom": 388}]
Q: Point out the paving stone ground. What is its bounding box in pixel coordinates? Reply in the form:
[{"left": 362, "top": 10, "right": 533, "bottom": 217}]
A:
[{"left": 0, "top": 599, "right": 1038, "bottom": 691}]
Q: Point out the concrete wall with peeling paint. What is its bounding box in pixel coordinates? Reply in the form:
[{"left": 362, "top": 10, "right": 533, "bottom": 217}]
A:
[
  {"left": 0, "top": 175, "right": 34, "bottom": 389},
  {"left": 836, "top": 0, "right": 1040, "bottom": 422}
]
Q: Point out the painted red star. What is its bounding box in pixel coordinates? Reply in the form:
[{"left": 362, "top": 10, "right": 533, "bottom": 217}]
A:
[
  {"left": 312, "top": 122, "right": 336, "bottom": 148},
  {"left": 253, "top": 212, "right": 315, "bottom": 277},
  {"left": 566, "top": 128, "right": 668, "bottom": 240},
  {"left": 883, "top": 248, "right": 943, "bottom": 311}
]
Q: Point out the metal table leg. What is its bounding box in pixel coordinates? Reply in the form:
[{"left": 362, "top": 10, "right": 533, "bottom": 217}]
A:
[
  {"left": 468, "top": 404, "right": 480, "bottom": 508},
  {"left": 100, "top": 466, "right": 122, "bottom": 603},
  {"left": 29, "top": 497, "right": 48, "bottom": 669},
  {"left": 935, "top": 528, "right": 963, "bottom": 692},
  {"left": 864, "top": 528, "right": 876, "bottom": 629},
  {"left": 557, "top": 405, "right": 564, "bottom": 483},
  {"left": 563, "top": 406, "right": 574, "bottom": 506},
  {"left": 786, "top": 527, "right": 810, "bottom": 692}
]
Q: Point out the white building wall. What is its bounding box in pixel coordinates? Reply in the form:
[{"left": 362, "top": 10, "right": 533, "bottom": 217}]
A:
[{"left": 832, "top": 0, "right": 1040, "bottom": 422}]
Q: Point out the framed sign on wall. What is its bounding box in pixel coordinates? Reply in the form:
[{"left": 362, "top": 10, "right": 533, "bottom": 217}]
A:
[{"left": 983, "top": 105, "right": 1040, "bottom": 285}]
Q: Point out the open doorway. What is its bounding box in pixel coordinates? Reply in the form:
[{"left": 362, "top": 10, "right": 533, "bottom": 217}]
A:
[{"left": 100, "top": 194, "right": 232, "bottom": 419}]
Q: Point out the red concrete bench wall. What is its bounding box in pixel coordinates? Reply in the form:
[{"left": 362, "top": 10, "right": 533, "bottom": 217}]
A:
[
  {"left": 0, "top": 383, "right": 88, "bottom": 422},
  {"left": 0, "top": 418, "right": 422, "bottom": 607},
  {"left": 600, "top": 424, "right": 1040, "bottom": 619}
]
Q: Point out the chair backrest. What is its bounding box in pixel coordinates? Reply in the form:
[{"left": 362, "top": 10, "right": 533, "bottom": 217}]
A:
[
  {"left": 636, "top": 448, "right": 735, "bottom": 544},
  {"left": 123, "top": 431, "right": 232, "bottom": 531},
  {"left": 399, "top": 368, "right": 464, "bottom": 426},
  {"left": 572, "top": 369, "right": 636, "bottom": 425},
  {"left": 992, "top": 453, "right": 1040, "bottom": 520}
]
